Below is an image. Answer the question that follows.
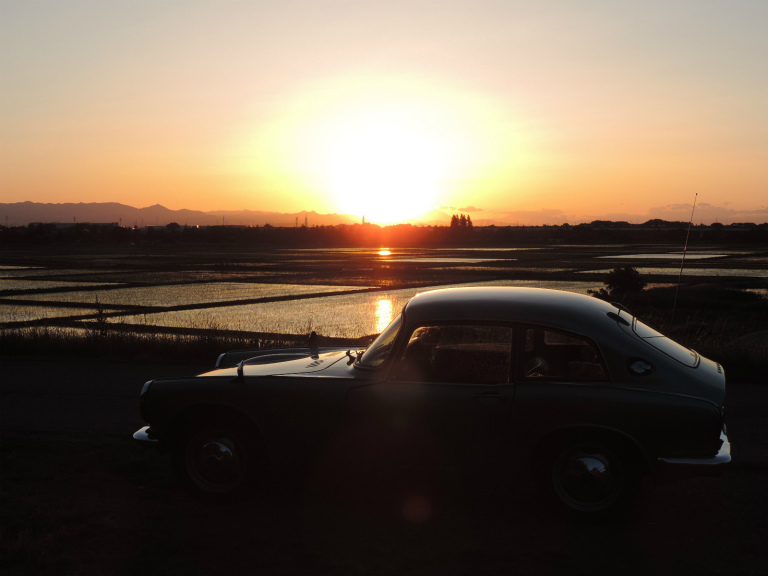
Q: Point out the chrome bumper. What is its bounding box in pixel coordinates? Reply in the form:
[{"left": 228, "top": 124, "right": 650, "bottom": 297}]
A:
[
  {"left": 133, "top": 425, "right": 159, "bottom": 446},
  {"left": 658, "top": 432, "right": 731, "bottom": 469}
]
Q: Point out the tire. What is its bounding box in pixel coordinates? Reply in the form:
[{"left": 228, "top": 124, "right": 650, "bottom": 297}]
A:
[
  {"left": 173, "top": 420, "right": 257, "bottom": 502},
  {"left": 550, "top": 439, "right": 635, "bottom": 518}
]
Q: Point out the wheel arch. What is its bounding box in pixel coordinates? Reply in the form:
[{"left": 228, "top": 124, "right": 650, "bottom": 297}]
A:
[
  {"left": 164, "top": 402, "right": 267, "bottom": 458},
  {"left": 531, "top": 424, "right": 652, "bottom": 476}
]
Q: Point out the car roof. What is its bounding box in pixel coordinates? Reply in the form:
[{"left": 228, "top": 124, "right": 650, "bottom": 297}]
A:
[{"left": 403, "top": 287, "right": 622, "bottom": 336}]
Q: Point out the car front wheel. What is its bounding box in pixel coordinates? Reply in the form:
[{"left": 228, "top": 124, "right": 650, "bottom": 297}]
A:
[
  {"left": 173, "top": 422, "right": 256, "bottom": 502},
  {"left": 550, "top": 440, "right": 634, "bottom": 517}
]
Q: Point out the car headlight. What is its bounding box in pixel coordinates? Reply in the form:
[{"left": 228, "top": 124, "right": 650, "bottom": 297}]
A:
[{"left": 139, "top": 380, "right": 153, "bottom": 421}]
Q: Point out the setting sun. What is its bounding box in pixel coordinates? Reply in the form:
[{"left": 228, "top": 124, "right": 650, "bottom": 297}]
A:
[{"left": 317, "top": 107, "right": 449, "bottom": 224}]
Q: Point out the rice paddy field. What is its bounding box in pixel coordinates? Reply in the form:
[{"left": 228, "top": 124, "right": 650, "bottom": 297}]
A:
[{"left": 1, "top": 244, "right": 766, "bottom": 341}]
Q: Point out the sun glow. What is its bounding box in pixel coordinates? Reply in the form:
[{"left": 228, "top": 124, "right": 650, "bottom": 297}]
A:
[
  {"left": 230, "top": 76, "right": 521, "bottom": 220},
  {"left": 321, "top": 115, "right": 446, "bottom": 224}
]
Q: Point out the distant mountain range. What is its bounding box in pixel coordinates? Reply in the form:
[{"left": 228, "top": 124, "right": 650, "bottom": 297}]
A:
[
  {"left": 0, "top": 202, "right": 380, "bottom": 228},
  {"left": 3, "top": 202, "right": 766, "bottom": 229}
]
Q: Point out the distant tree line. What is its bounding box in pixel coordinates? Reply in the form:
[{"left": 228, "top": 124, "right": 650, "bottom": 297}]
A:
[
  {"left": 1, "top": 219, "right": 767, "bottom": 248},
  {"left": 588, "top": 265, "right": 648, "bottom": 303},
  {"left": 449, "top": 214, "right": 473, "bottom": 228}
]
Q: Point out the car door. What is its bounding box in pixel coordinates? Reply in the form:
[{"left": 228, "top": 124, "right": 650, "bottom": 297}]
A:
[
  {"left": 345, "top": 323, "right": 516, "bottom": 471},
  {"left": 510, "top": 325, "right": 614, "bottom": 445}
]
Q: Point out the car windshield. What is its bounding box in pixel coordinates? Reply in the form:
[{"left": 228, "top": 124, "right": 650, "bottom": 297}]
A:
[
  {"left": 357, "top": 314, "right": 402, "bottom": 368},
  {"left": 633, "top": 318, "right": 699, "bottom": 367}
]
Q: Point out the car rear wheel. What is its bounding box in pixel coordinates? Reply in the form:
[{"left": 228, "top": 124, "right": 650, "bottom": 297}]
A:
[
  {"left": 550, "top": 440, "right": 633, "bottom": 517},
  {"left": 173, "top": 421, "right": 256, "bottom": 502}
]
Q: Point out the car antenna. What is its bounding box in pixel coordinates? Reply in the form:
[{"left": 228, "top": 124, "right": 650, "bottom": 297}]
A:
[{"left": 671, "top": 193, "right": 698, "bottom": 325}]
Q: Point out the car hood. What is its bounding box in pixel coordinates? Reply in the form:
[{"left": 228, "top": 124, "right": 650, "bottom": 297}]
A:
[{"left": 199, "top": 349, "right": 350, "bottom": 378}]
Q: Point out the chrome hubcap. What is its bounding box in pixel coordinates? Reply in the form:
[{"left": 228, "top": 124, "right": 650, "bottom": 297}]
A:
[
  {"left": 555, "top": 447, "right": 620, "bottom": 511},
  {"left": 188, "top": 434, "right": 244, "bottom": 491}
]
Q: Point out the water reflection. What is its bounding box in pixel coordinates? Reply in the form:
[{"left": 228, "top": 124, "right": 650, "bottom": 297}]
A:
[
  {"left": 375, "top": 298, "right": 394, "bottom": 332},
  {"left": 378, "top": 249, "right": 392, "bottom": 256},
  {"left": 597, "top": 253, "right": 729, "bottom": 260},
  {"left": 579, "top": 268, "right": 767, "bottom": 278},
  {"left": 393, "top": 258, "right": 515, "bottom": 264}
]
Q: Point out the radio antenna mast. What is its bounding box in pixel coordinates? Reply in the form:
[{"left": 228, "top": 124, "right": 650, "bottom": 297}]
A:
[{"left": 671, "top": 193, "right": 698, "bottom": 324}]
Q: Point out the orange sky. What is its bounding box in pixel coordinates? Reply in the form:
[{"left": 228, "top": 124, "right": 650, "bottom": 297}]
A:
[{"left": 1, "top": 1, "right": 767, "bottom": 225}]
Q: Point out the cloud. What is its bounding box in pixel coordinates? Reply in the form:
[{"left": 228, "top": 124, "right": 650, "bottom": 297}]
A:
[
  {"left": 474, "top": 208, "right": 570, "bottom": 226},
  {"left": 439, "top": 205, "right": 484, "bottom": 213}
]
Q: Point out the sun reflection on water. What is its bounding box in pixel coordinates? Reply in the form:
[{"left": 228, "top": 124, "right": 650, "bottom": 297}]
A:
[
  {"left": 375, "top": 298, "right": 394, "bottom": 333},
  {"left": 378, "top": 249, "right": 392, "bottom": 256}
]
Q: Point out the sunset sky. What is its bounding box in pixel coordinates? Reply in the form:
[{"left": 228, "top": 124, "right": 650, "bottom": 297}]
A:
[{"left": 1, "top": 1, "right": 766, "bottom": 225}]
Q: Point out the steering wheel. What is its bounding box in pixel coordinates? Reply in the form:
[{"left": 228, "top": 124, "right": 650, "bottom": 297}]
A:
[{"left": 525, "top": 356, "right": 549, "bottom": 378}]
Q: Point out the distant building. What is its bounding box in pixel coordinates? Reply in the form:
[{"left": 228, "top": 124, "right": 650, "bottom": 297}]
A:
[{"left": 30, "top": 222, "right": 119, "bottom": 229}]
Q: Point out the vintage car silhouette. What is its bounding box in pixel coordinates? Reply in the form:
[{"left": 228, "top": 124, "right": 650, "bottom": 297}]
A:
[{"left": 134, "top": 287, "right": 730, "bottom": 516}]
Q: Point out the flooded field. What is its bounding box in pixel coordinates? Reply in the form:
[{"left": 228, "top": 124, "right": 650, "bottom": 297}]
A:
[
  {"left": 1, "top": 244, "right": 765, "bottom": 339},
  {"left": 0, "top": 279, "right": 122, "bottom": 292},
  {"left": 580, "top": 268, "right": 768, "bottom": 278},
  {"left": 597, "top": 252, "right": 732, "bottom": 260},
  {"left": 3, "top": 282, "right": 368, "bottom": 307},
  {"left": 0, "top": 267, "right": 104, "bottom": 278},
  {"left": 119, "top": 280, "right": 603, "bottom": 337},
  {"left": 0, "top": 304, "right": 99, "bottom": 324}
]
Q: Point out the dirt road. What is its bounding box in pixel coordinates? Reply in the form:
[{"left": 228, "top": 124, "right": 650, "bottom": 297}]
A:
[{"left": 2, "top": 358, "right": 767, "bottom": 576}]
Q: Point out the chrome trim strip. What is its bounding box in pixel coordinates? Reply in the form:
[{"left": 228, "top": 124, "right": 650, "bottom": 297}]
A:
[{"left": 658, "top": 432, "right": 731, "bottom": 466}]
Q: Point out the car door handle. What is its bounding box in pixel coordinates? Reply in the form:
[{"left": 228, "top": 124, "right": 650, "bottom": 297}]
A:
[{"left": 472, "top": 391, "right": 508, "bottom": 402}]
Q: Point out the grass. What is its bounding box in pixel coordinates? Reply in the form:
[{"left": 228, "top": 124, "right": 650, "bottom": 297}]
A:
[
  {"left": 0, "top": 432, "right": 185, "bottom": 576},
  {"left": 2, "top": 410, "right": 768, "bottom": 576},
  {"left": 0, "top": 324, "right": 299, "bottom": 368}
]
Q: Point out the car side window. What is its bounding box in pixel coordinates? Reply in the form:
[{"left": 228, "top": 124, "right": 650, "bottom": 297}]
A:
[
  {"left": 393, "top": 325, "right": 514, "bottom": 384},
  {"left": 523, "top": 328, "right": 607, "bottom": 381}
]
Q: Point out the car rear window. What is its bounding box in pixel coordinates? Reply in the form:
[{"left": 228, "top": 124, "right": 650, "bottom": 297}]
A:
[{"left": 633, "top": 319, "right": 699, "bottom": 367}]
